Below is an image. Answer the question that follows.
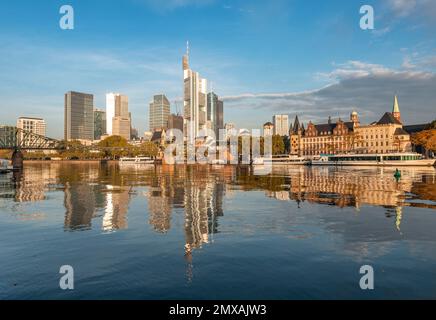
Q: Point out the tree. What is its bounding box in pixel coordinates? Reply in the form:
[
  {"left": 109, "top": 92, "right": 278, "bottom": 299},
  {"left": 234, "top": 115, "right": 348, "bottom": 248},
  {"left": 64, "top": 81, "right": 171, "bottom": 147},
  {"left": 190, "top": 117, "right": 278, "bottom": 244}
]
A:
[
  {"left": 98, "top": 136, "right": 129, "bottom": 159},
  {"left": 137, "top": 141, "right": 159, "bottom": 157},
  {"left": 272, "top": 135, "right": 285, "bottom": 155},
  {"left": 412, "top": 129, "right": 436, "bottom": 153}
]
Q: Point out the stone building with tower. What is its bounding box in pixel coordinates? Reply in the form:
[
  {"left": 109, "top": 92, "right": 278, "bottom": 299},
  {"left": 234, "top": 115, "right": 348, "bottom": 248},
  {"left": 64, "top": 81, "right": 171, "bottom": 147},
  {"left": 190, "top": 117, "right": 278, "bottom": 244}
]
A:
[{"left": 289, "top": 95, "right": 411, "bottom": 156}]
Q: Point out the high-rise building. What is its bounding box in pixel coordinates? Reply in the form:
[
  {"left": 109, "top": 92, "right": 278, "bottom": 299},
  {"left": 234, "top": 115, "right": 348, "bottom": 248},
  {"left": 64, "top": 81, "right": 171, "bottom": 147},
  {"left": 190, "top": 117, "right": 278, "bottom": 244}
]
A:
[
  {"left": 183, "top": 43, "right": 208, "bottom": 143},
  {"left": 64, "top": 91, "right": 94, "bottom": 141},
  {"left": 93, "top": 109, "right": 106, "bottom": 140},
  {"left": 263, "top": 122, "right": 274, "bottom": 136},
  {"left": 149, "top": 94, "right": 170, "bottom": 132},
  {"left": 224, "top": 123, "right": 236, "bottom": 140},
  {"left": 17, "top": 117, "right": 46, "bottom": 147},
  {"left": 106, "top": 93, "right": 131, "bottom": 140},
  {"left": 207, "top": 92, "right": 224, "bottom": 139},
  {"left": 167, "top": 114, "right": 184, "bottom": 132},
  {"left": 273, "top": 115, "right": 289, "bottom": 136}
]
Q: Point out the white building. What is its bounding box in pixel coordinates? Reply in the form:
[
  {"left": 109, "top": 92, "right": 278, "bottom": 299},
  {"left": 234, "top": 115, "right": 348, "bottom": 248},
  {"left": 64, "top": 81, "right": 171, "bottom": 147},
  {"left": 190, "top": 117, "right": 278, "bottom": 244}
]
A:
[
  {"left": 183, "top": 43, "right": 208, "bottom": 144},
  {"left": 273, "top": 114, "right": 289, "bottom": 136},
  {"left": 106, "top": 92, "right": 131, "bottom": 140},
  {"left": 224, "top": 123, "right": 236, "bottom": 140},
  {"left": 17, "top": 117, "right": 46, "bottom": 136}
]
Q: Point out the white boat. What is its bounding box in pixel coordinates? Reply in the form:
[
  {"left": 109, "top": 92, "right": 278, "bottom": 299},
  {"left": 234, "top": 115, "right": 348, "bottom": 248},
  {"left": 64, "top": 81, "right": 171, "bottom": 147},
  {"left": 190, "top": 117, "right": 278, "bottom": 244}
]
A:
[
  {"left": 310, "top": 153, "right": 435, "bottom": 167},
  {"left": 0, "top": 159, "right": 13, "bottom": 173},
  {"left": 210, "top": 159, "right": 227, "bottom": 165},
  {"left": 119, "top": 157, "right": 155, "bottom": 164},
  {"left": 260, "top": 155, "right": 310, "bottom": 166}
]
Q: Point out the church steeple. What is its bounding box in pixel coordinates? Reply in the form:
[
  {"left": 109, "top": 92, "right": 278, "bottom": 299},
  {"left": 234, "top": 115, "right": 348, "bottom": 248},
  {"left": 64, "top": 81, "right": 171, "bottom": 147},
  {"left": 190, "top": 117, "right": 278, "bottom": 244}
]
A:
[{"left": 392, "top": 95, "right": 401, "bottom": 123}]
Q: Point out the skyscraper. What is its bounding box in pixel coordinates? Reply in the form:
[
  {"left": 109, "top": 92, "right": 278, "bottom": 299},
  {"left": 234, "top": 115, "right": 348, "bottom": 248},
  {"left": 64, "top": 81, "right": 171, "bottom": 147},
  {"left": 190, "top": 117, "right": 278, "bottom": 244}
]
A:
[
  {"left": 167, "top": 114, "right": 184, "bottom": 132},
  {"left": 207, "top": 92, "right": 224, "bottom": 139},
  {"left": 183, "top": 43, "right": 208, "bottom": 143},
  {"left": 273, "top": 114, "right": 289, "bottom": 136},
  {"left": 64, "top": 91, "right": 94, "bottom": 141},
  {"left": 106, "top": 93, "right": 131, "bottom": 140},
  {"left": 93, "top": 109, "right": 106, "bottom": 140},
  {"left": 149, "top": 94, "right": 170, "bottom": 131}
]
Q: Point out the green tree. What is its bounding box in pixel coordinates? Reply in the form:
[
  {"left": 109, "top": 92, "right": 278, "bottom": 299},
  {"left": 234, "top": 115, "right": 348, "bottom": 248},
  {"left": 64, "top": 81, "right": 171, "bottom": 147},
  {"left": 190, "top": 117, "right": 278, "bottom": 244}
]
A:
[
  {"left": 98, "top": 136, "right": 129, "bottom": 159},
  {"left": 272, "top": 135, "right": 285, "bottom": 155}
]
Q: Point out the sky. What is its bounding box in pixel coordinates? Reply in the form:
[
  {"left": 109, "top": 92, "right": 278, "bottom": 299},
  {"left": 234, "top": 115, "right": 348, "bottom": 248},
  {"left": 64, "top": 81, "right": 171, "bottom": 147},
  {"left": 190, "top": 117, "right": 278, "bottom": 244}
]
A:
[{"left": 0, "top": 0, "right": 435, "bottom": 139}]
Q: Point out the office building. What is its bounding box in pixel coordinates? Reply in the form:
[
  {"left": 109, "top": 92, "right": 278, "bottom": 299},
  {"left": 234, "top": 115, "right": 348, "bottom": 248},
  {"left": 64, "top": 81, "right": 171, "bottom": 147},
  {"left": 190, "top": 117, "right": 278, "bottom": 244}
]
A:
[
  {"left": 167, "top": 114, "right": 184, "bottom": 132},
  {"left": 106, "top": 93, "right": 131, "bottom": 140},
  {"left": 183, "top": 43, "right": 208, "bottom": 143},
  {"left": 207, "top": 92, "right": 224, "bottom": 139},
  {"left": 149, "top": 94, "right": 170, "bottom": 131},
  {"left": 273, "top": 115, "right": 289, "bottom": 136},
  {"left": 263, "top": 122, "right": 274, "bottom": 136},
  {"left": 17, "top": 117, "right": 46, "bottom": 147},
  {"left": 64, "top": 91, "right": 94, "bottom": 141},
  {"left": 93, "top": 109, "right": 106, "bottom": 140}
]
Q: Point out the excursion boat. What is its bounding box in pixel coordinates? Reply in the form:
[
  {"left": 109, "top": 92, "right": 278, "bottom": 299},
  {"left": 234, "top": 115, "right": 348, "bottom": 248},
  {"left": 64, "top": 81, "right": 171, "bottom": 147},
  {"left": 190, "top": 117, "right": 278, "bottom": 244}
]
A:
[
  {"left": 0, "top": 159, "right": 13, "bottom": 174},
  {"left": 119, "top": 157, "right": 155, "bottom": 164},
  {"left": 310, "top": 153, "right": 435, "bottom": 167},
  {"left": 254, "top": 155, "right": 310, "bottom": 166},
  {"left": 210, "top": 159, "right": 227, "bottom": 165}
]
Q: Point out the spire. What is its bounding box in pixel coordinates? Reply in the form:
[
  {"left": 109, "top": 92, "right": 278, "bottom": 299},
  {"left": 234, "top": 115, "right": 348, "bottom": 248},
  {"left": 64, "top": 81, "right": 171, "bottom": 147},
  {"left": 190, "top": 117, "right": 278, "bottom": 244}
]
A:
[
  {"left": 392, "top": 95, "right": 401, "bottom": 123},
  {"left": 393, "top": 95, "right": 400, "bottom": 113},
  {"left": 182, "top": 41, "right": 190, "bottom": 71},
  {"left": 292, "top": 115, "right": 301, "bottom": 133}
]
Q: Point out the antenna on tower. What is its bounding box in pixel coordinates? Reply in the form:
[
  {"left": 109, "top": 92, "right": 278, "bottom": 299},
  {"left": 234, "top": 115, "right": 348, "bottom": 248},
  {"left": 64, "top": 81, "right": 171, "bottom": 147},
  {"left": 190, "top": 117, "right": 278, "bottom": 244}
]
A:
[
  {"left": 186, "top": 41, "right": 190, "bottom": 59},
  {"left": 174, "top": 100, "right": 180, "bottom": 115}
]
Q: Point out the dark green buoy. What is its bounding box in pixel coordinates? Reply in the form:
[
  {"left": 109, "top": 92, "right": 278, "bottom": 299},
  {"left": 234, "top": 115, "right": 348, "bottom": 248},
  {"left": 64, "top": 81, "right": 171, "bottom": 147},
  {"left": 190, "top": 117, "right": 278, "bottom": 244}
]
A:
[{"left": 394, "top": 168, "right": 401, "bottom": 181}]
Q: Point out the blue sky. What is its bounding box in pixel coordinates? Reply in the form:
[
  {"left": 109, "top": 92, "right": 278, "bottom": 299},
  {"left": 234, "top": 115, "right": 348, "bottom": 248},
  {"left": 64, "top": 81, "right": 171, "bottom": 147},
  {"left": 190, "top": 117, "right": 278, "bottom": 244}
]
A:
[{"left": 0, "top": 0, "right": 435, "bottom": 138}]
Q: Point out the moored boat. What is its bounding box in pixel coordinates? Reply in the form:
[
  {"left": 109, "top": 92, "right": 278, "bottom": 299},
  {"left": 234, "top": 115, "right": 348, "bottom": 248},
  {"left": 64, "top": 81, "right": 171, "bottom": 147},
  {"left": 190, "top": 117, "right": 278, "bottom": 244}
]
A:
[
  {"left": 310, "top": 153, "right": 435, "bottom": 167},
  {"left": 258, "top": 155, "right": 310, "bottom": 166},
  {"left": 119, "top": 157, "right": 155, "bottom": 164},
  {"left": 0, "top": 159, "right": 13, "bottom": 174}
]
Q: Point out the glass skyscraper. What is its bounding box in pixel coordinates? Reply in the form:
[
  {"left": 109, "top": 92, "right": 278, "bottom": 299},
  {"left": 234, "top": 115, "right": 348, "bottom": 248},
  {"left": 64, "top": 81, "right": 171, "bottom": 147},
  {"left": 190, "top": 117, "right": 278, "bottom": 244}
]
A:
[
  {"left": 149, "top": 94, "right": 170, "bottom": 132},
  {"left": 64, "top": 91, "right": 94, "bottom": 141}
]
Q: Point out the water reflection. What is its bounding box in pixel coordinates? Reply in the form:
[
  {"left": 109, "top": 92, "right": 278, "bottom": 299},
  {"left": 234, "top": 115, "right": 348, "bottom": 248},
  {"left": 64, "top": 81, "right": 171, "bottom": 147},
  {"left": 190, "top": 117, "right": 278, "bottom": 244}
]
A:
[{"left": 1, "top": 163, "right": 435, "bottom": 235}]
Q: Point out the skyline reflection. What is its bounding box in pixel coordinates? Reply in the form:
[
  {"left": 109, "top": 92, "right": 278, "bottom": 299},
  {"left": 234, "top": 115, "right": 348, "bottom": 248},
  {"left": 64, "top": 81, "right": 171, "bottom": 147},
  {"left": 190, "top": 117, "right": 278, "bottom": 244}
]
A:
[{"left": 1, "top": 163, "right": 435, "bottom": 236}]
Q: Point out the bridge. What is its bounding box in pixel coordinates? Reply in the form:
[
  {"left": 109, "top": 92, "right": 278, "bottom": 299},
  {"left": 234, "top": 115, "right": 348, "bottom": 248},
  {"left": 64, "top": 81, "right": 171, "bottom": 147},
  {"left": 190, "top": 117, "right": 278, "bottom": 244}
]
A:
[{"left": 0, "top": 126, "right": 63, "bottom": 169}]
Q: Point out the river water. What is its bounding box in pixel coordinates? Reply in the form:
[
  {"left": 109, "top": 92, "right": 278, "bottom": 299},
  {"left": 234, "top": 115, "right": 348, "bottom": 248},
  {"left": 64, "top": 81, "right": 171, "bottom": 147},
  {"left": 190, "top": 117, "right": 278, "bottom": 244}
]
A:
[{"left": 0, "top": 162, "right": 435, "bottom": 299}]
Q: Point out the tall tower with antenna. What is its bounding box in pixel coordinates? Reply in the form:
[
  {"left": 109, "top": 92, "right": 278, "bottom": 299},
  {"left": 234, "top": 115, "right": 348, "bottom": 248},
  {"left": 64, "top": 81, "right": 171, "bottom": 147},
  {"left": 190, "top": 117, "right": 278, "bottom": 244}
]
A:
[
  {"left": 183, "top": 41, "right": 208, "bottom": 144},
  {"left": 183, "top": 41, "right": 189, "bottom": 71}
]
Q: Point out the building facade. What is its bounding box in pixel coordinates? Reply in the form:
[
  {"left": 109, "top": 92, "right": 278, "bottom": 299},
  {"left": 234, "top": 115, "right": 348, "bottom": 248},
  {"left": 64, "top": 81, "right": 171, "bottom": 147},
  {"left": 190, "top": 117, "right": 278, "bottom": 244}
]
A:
[
  {"left": 17, "top": 117, "right": 46, "bottom": 147},
  {"left": 224, "top": 123, "right": 236, "bottom": 140},
  {"left": 354, "top": 97, "right": 411, "bottom": 153},
  {"left": 289, "top": 96, "right": 412, "bottom": 156},
  {"left": 64, "top": 91, "right": 94, "bottom": 141},
  {"left": 149, "top": 94, "right": 170, "bottom": 132},
  {"left": 273, "top": 115, "right": 289, "bottom": 136},
  {"left": 106, "top": 93, "right": 131, "bottom": 140},
  {"left": 183, "top": 46, "right": 208, "bottom": 143},
  {"left": 93, "top": 109, "right": 106, "bottom": 140},
  {"left": 167, "top": 114, "right": 184, "bottom": 132},
  {"left": 207, "top": 92, "right": 224, "bottom": 139},
  {"left": 263, "top": 122, "right": 274, "bottom": 136}
]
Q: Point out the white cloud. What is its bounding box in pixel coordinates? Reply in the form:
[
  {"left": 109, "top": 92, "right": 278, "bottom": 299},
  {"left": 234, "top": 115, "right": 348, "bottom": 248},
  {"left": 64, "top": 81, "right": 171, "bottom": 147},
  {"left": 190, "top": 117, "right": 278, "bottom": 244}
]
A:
[
  {"left": 223, "top": 60, "right": 436, "bottom": 126},
  {"left": 388, "top": 0, "right": 418, "bottom": 17}
]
